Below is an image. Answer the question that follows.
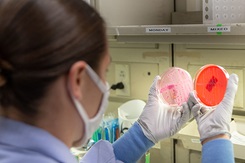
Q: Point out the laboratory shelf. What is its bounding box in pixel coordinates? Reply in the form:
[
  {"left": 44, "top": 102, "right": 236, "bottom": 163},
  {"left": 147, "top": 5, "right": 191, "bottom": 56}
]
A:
[{"left": 107, "top": 23, "right": 245, "bottom": 44}]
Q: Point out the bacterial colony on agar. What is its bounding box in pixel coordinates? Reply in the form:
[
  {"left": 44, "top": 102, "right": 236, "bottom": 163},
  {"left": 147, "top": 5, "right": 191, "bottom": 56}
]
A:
[
  {"left": 157, "top": 67, "right": 193, "bottom": 106},
  {"left": 194, "top": 64, "right": 229, "bottom": 106}
]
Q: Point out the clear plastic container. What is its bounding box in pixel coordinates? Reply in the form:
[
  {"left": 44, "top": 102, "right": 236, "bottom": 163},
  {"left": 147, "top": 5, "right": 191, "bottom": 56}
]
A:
[
  {"left": 157, "top": 67, "right": 193, "bottom": 106},
  {"left": 194, "top": 64, "right": 229, "bottom": 106}
]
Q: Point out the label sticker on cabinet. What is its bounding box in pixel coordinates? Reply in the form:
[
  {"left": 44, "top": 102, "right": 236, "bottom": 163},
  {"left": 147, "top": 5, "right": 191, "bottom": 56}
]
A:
[
  {"left": 191, "top": 139, "right": 201, "bottom": 144},
  {"left": 208, "top": 26, "right": 231, "bottom": 33},
  {"left": 146, "top": 27, "right": 171, "bottom": 33}
]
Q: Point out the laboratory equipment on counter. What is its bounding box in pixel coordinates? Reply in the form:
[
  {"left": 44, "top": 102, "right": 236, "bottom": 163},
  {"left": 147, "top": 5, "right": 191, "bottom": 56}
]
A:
[
  {"left": 91, "top": 115, "right": 119, "bottom": 143},
  {"left": 118, "top": 99, "right": 145, "bottom": 136},
  {"left": 194, "top": 64, "right": 229, "bottom": 107},
  {"left": 157, "top": 67, "right": 193, "bottom": 106}
]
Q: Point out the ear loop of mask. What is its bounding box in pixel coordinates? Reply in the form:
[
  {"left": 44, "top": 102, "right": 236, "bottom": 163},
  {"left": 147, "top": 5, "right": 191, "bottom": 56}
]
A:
[
  {"left": 85, "top": 65, "right": 109, "bottom": 93},
  {"left": 69, "top": 64, "right": 110, "bottom": 146},
  {"left": 82, "top": 64, "right": 110, "bottom": 123}
]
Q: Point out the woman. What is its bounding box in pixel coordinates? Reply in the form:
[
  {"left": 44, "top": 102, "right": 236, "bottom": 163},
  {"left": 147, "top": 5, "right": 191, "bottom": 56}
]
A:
[{"left": 0, "top": 0, "right": 238, "bottom": 163}]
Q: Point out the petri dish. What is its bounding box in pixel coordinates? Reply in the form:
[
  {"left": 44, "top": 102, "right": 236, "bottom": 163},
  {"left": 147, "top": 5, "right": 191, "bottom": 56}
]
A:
[
  {"left": 194, "top": 64, "right": 229, "bottom": 106},
  {"left": 157, "top": 67, "right": 193, "bottom": 106}
]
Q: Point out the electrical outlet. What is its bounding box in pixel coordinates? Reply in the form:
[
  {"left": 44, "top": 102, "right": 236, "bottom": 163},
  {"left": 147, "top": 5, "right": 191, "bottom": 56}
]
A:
[{"left": 115, "top": 64, "right": 130, "bottom": 96}]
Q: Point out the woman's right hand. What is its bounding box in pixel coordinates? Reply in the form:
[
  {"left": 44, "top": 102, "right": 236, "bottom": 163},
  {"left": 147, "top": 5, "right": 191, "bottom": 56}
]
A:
[{"left": 188, "top": 74, "right": 239, "bottom": 144}]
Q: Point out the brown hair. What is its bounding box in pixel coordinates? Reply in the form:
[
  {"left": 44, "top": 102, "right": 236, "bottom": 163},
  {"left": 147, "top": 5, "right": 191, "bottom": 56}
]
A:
[{"left": 0, "top": 0, "right": 106, "bottom": 115}]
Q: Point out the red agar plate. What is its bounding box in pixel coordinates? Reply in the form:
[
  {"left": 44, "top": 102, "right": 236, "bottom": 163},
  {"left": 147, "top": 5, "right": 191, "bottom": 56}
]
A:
[
  {"left": 194, "top": 64, "right": 229, "bottom": 106},
  {"left": 157, "top": 67, "right": 193, "bottom": 106}
]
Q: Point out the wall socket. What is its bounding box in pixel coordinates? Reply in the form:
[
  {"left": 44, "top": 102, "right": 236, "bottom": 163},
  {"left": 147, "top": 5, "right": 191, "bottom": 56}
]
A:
[{"left": 115, "top": 64, "right": 130, "bottom": 96}]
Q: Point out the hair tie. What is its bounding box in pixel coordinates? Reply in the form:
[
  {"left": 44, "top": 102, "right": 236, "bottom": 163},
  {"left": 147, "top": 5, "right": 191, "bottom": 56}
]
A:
[
  {"left": 0, "top": 59, "right": 13, "bottom": 87},
  {"left": 0, "top": 73, "right": 6, "bottom": 87},
  {"left": 0, "top": 59, "right": 13, "bottom": 70}
]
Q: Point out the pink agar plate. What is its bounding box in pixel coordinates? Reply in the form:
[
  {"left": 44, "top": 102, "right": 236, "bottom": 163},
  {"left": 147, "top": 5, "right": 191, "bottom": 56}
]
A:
[{"left": 157, "top": 67, "right": 193, "bottom": 106}]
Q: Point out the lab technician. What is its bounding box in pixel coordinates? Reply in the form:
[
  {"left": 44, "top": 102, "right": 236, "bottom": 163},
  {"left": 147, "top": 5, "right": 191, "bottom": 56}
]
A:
[{"left": 0, "top": 0, "right": 238, "bottom": 163}]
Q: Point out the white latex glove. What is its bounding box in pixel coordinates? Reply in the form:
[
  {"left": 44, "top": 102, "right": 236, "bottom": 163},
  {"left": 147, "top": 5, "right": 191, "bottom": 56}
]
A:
[
  {"left": 137, "top": 76, "right": 192, "bottom": 143},
  {"left": 189, "top": 74, "right": 238, "bottom": 142}
]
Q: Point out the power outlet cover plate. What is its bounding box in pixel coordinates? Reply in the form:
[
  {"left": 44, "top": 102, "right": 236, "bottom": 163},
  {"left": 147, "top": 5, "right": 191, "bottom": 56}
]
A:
[{"left": 115, "top": 64, "right": 130, "bottom": 96}]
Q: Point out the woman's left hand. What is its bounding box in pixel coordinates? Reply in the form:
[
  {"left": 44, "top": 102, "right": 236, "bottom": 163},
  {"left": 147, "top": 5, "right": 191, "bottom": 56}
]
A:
[{"left": 137, "top": 75, "right": 192, "bottom": 143}]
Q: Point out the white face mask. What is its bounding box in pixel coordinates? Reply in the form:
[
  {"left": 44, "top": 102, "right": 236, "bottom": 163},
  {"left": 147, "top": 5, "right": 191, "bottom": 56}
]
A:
[{"left": 69, "top": 65, "right": 109, "bottom": 146}]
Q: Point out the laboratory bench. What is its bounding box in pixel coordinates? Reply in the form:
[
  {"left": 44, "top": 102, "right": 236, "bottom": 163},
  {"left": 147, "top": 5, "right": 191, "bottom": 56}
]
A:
[{"left": 172, "top": 115, "right": 245, "bottom": 163}]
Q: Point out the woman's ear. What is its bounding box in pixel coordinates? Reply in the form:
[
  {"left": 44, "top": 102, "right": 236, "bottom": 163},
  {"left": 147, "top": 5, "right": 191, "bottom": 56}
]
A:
[{"left": 68, "top": 61, "right": 87, "bottom": 99}]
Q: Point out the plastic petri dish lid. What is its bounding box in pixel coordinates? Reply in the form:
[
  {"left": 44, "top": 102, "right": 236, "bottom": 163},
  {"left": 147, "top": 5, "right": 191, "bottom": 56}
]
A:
[
  {"left": 157, "top": 67, "right": 193, "bottom": 106},
  {"left": 194, "top": 64, "right": 229, "bottom": 107}
]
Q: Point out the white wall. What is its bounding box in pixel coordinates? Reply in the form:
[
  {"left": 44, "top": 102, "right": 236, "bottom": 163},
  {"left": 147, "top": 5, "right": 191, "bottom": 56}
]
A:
[{"left": 95, "top": 0, "right": 174, "bottom": 25}]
